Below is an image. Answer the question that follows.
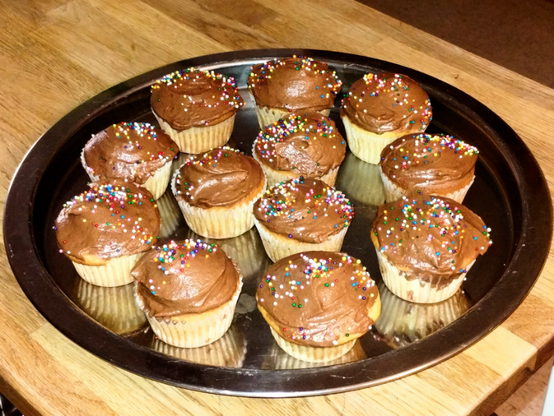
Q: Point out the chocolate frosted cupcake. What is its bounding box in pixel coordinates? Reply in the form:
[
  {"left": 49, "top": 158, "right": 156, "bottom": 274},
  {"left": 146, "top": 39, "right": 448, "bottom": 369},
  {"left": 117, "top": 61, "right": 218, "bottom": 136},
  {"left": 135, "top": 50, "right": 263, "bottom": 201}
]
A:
[
  {"left": 133, "top": 240, "right": 242, "bottom": 348},
  {"left": 248, "top": 56, "right": 342, "bottom": 128},
  {"left": 172, "top": 147, "right": 266, "bottom": 239},
  {"left": 253, "top": 177, "right": 354, "bottom": 262},
  {"left": 55, "top": 181, "right": 160, "bottom": 287},
  {"left": 371, "top": 191, "right": 492, "bottom": 303},
  {"left": 151, "top": 68, "right": 244, "bottom": 153},
  {"left": 379, "top": 134, "right": 478, "bottom": 203},
  {"left": 252, "top": 111, "right": 346, "bottom": 187},
  {"left": 341, "top": 73, "right": 433, "bottom": 164},
  {"left": 81, "top": 122, "right": 178, "bottom": 199},
  {"left": 257, "top": 251, "right": 380, "bottom": 362}
]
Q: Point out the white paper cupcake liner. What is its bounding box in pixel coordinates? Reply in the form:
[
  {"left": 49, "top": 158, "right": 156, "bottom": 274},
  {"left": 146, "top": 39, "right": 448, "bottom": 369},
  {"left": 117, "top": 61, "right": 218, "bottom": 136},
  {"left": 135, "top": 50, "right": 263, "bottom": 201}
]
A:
[
  {"left": 73, "top": 279, "right": 147, "bottom": 334},
  {"left": 137, "top": 275, "right": 243, "bottom": 348},
  {"left": 253, "top": 218, "right": 349, "bottom": 263},
  {"left": 80, "top": 148, "right": 173, "bottom": 200},
  {"left": 171, "top": 167, "right": 266, "bottom": 239},
  {"left": 153, "top": 111, "right": 236, "bottom": 154},
  {"left": 253, "top": 102, "right": 331, "bottom": 129},
  {"left": 379, "top": 166, "right": 475, "bottom": 203},
  {"left": 341, "top": 115, "right": 407, "bottom": 165},
  {"left": 251, "top": 140, "right": 339, "bottom": 187},
  {"left": 337, "top": 152, "right": 385, "bottom": 206},
  {"left": 141, "top": 161, "right": 173, "bottom": 199},
  {"left": 151, "top": 324, "right": 246, "bottom": 367},
  {"left": 269, "top": 327, "right": 355, "bottom": 363},
  {"left": 375, "top": 248, "right": 475, "bottom": 304},
  {"left": 72, "top": 252, "right": 144, "bottom": 287}
]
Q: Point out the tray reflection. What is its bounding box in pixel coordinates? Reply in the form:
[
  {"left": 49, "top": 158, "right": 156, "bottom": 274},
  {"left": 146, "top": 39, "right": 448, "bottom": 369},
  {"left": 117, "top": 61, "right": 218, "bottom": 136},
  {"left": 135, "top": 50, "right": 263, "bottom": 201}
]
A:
[{"left": 374, "top": 282, "right": 472, "bottom": 349}]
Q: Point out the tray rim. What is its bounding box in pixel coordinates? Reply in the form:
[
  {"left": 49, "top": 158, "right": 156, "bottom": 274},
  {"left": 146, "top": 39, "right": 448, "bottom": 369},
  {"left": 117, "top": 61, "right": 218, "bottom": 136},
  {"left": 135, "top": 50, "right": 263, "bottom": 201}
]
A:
[{"left": 3, "top": 48, "right": 552, "bottom": 398}]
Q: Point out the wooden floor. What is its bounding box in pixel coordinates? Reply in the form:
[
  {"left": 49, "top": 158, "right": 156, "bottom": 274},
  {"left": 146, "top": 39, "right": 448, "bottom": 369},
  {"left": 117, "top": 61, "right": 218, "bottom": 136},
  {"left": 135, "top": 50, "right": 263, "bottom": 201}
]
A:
[{"left": 496, "top": 357, "right": 553, "bottom": 416}]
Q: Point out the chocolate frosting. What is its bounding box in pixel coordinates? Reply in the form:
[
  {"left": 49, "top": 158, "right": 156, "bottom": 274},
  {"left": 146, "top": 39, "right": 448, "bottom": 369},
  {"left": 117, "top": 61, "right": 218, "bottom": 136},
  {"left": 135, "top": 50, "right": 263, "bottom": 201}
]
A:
[
  {"left": 380, "top": 134, "right": 478, "bottom": 192},
  {"left": 340, "top": 73, "right": 433, "bottom": 134},
  {"left": 133, "top": 240, "right": 241, "bottom": 317},
  {"left": 83, "top": 122, "right": 178, "bottom": 184},
  {"left": 371, "top": 191, "right": 492, "bottom": 287},
  {"left": 151, "top": 69, "right": 244, "bottom": 131},
  {"left": 256, "top": 251, "right": 379, "bottom": 347},
  {"left": 253, "top": 177, "right": 354, "bottom": 243},
  {"left": 55, "top": 181, "right": 160, "bottom": 264},
  {"left": 254, "top": 112, "right": 346, "bottom": 176},
  {"left": 174, "top": 147, "right": 265, "bottom": 208},
  {"left": 248, "top": 56, "right": 342, "bottom": 111}
]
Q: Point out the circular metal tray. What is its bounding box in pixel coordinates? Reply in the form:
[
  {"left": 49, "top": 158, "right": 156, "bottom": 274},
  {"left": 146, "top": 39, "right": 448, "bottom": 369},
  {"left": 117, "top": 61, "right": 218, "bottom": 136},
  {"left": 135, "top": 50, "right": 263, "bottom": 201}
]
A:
[{"left": 4, "top": 49, "right": 552, "bottom": 397}]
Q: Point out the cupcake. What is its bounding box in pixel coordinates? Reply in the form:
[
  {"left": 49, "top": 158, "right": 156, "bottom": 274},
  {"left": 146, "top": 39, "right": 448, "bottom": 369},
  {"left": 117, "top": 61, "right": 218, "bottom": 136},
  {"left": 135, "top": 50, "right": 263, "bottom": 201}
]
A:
[
  {"left": 340, "top": 73, "right": 433, "bottom": 165},
  {"left": 374, "top": 281, "right": 471, "bottom": 349},
  {"left": 256, "top": 251, "right": 380, "bottom": 362},
  {"left": 54, "top": 181, "right": 160, "bottom": 287},
  {"left": 133, "top": 239, "right": 243, "bottom": 348},
  {"left": 172, "top": 147, "right": 266, "bottom": 239},
  {"left": 151, "top": 68, "right": 244, "bottom": 153},
  {"left": 81, "top": 122, "right": 178, "bottom": 199},
  {"left": 248, "top": 56, "right": 342, "bottom": 128},
  {"left": 72, "top": 279, "right": 147, "bottom": 335},
  {"left": 379, "top": 133, "right": 479, "bottom": 203},
  {"left": 371, "top": 191, "right": 492, "bottom": 303},
  {"left": 253, "top": 177, "right": 354, "bottom": 262},
  {"left": 252, "top": 111, "right": 346, "bottom": 187}
]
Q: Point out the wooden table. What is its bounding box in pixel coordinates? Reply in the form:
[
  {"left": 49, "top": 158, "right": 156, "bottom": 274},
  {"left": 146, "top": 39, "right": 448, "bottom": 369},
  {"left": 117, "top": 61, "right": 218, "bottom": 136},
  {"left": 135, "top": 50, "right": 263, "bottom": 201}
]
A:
[{"left": 1, "top": 1, "right": 553, "bottom": 415}]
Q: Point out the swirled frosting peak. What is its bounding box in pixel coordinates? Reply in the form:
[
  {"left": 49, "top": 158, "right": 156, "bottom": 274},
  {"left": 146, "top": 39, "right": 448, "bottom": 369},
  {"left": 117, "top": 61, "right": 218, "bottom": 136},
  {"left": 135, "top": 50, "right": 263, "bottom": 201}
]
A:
[
  {"left": 253, "top": 177, "right": 354, "bottom": 243},
  {"left": 256, "top": 251, "right": 380, "bottom": 347},
  {"left": 371, "top": 191, "right": 492, "bottom": 284},
  {"left": 248, "top": 56, "right": 342, "bottom": 111},
  {"left": 83, "top": 122, "right": 178, "bottom": 184},
  {"left": 54, "top": 181, "right": 160, "bottom": 264},
  {"left": 151, "top": 68, "right": 244, "bottom": 130},
  {"left": 254, "top": 111, "right": 346, "bottom": 176},
  {"left": 174, "top": 147, "right": 265, "bottom": 208},
  {"left": 341, "top": 72, "right": 432, "bottom": 134},
  {"left": 133, "top": 239, "right": 241, "bottom": 317}
]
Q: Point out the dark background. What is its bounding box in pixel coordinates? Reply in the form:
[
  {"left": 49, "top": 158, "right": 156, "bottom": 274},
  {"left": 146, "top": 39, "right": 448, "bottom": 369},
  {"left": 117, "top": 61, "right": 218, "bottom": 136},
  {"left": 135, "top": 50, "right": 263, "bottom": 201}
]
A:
[{"left": 357, "top": 0, "right": 554, "bottom": 88}]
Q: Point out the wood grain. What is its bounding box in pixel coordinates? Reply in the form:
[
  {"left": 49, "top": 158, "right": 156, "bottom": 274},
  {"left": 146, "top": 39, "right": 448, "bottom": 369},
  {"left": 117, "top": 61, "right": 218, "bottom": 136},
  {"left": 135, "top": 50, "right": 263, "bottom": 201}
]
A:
[{"left": 1, "top": 0, "right": 553, "bottom": 415}]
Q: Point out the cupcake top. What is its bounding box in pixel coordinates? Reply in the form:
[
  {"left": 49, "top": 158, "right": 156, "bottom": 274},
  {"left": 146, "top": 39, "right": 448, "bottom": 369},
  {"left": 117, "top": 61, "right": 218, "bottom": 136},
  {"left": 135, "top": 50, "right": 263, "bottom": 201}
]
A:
[
  {"left": 254, "top": 112, "right": 346, "bottom": 177},
  {"left": 256, "top": 251, "right": 379, "bottom": 347},
  {"left": 340, "top": 73, "right": 432, "bottom": 135},
  {"left": 83, "top": 122, "right": 178, "bottom": 184},
  {"left": 248, "top": 56, "right": 342, "bottom": 111},
  {"left": 253, "top": 177, "right": 354, "bottom": 243},
  {"left": 371, "top": 191, "right": 492, "bottom": 284},
  {"left": 132, "top": 239, "right": 241, "bottom": 318},
  {"left": 151, "top": 68, "right": 244, "bottom": 130},
  {"left": 173, "top": 147, "right": 265, "bottom": 208},
  {"left": 380, "top": 134, "right": 479, "bottom": 192},
  {"left": 54, "top": 181, "right": 160, "bottom": 265}
]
